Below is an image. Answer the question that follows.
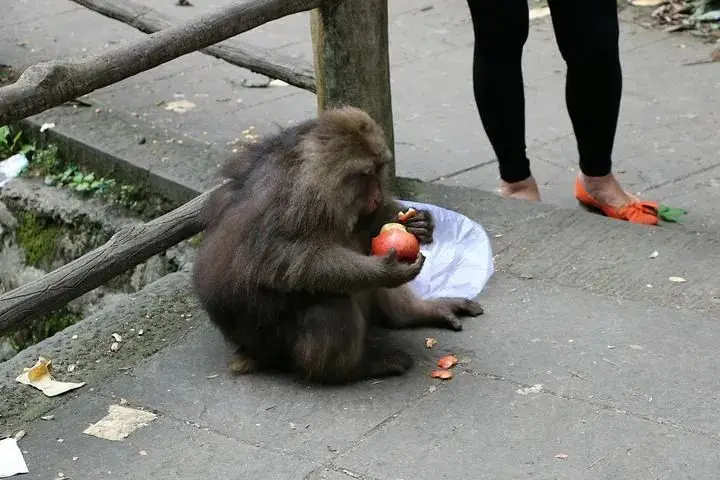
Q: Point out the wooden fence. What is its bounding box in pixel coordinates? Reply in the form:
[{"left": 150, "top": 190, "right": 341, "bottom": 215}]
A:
[{"left": 0, "top": 0, "right": 395, "bottom": 332}]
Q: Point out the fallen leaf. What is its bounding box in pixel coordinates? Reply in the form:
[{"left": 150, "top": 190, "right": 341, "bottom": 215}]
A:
[
  {"left": 555, "top": 453, "right": 569, "bottom": 460},
  {"left": 437, "top": 354, "right": 458, "bottom": 369},
  {"left": 669, "top": 276, "right": 687, "bottom": 283},
  {"left": 430, "top": 369, "right": 453, "bottom": 380},
  {"left": 16, "top": 357, "right": 85, "bottom": 397},
  {"left": 425, "top": 337, "right": 437, "bottom": 349}
]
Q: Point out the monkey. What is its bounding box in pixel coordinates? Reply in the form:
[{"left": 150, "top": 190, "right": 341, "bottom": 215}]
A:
[{"left": 192, "top": 105, "right": 484, "bottom": 384}]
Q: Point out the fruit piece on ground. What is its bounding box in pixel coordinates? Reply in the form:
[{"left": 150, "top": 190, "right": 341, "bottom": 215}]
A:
[
  {"left": 430, "top": 369, "right": 453, "bottom": 380},
  {"left": 437, "top": 354, "right": 458, "bottom": 369}
]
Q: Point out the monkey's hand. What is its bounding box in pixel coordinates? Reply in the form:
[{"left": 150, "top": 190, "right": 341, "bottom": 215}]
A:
[
  {"left": 379, "top": 249, "right": 425, "bottom": 288},
  {"left": 399, "top": 209, "right": 434, "bottom": 245}
]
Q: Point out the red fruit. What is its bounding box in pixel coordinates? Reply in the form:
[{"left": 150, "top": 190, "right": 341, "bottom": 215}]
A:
[{"left": 371, "top": 225, "right": 420, "bottom": 262}]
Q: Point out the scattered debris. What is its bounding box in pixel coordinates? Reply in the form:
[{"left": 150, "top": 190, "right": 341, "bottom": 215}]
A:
[
  {"left": 67, "top": 364, "right": 76, "bottom": 373},
  {"left": 139, "top": 450, "right": 148, "bottom": 456},
  {"left": 206, "top": 374, "right": 219, "bottom": 379},
  {"left": 268, "top": 79, "right": 289, "bottom": 87},
  {"left": 649, "top": 250, "right": 659, "bottom": 258},
  {"left": 425, "top": 337, "right": 438, "bottom": 349},
  {"left": 644, "top": 0, "right": 720, "bottom": 37},
  {"left": 554, "top": 453, "right": 569, "bottom": 460},
  {"left": 629, "top": 344, "right": 644, "bottom": 350},
  {"left": 669, "top": 276, "right": 687, "bottom": 283},
  {"left": 83, "top": 405, "right": 157, "bottom": 442},
  {"left": 110, "top": 342, "right": 120, "bottom": 352},
  {"left": 603, "top": 357, "right": 621, "bottom": 367},
  {"left": 39, "top": 122, "right": 55, "bottom": 133},
  {"left": 41, "top": 415, "right": 55, "bottom": 421},
  {"left": 112, "top": 333, "right": 123, "bottom": 342},
  {"left": 437, "top": 354, "right": 458, "bottom": 369},
  {"left": 0, "top": 438, "right": 29, "bottom": 478},
  {"left": 516, "top": 384, "right": 543, "bottom": 395},
  {"left": 430, "top": 369, "right": 454, "bottom": 380},
  {"left": 586, "top": 456, "right": 606, "bottom": 469},
  {"left": 16, "top": 357, "right": 86, "bottom": 397},
  {"left": 164, "top": 100, "right": 196, "bottom": 113}
]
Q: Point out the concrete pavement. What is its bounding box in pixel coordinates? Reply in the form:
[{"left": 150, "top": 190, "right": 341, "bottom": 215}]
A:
[{"left": 1, "top": 0, "right": 720, "bottom": 478}]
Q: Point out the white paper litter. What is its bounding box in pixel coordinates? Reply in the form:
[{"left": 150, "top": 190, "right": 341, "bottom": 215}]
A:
[
  {"left": 15, "top": 357, "right": 85, "bottom": 397},
  {"left": 0, "top": 153, "right": 28, "bottom": 189},
  {"left": 0, "top": 438, "right": 29, "bottom": 478},
  {"left": 396, "top": 199, "right": 494, "bottom": 300},
  {"left": 83, "top": 405, "right": 157, "bottom": 441}
]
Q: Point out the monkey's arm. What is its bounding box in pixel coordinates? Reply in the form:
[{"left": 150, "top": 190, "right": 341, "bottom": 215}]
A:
[{"left": 262, "top": 243, "right": 423, "bottom": 294}]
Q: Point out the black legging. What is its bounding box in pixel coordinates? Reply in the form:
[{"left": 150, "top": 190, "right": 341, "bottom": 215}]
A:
[{"left": 467, "top": 0, "right": 622, "bottom": 183}]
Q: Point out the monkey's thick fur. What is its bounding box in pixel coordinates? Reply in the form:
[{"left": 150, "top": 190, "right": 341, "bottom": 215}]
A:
[{"left": 193, "top": 106, "right": 483, "bottom": 384}]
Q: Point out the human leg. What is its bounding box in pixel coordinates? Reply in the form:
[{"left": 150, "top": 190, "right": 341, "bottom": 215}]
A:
[
  {"left": 548, "top": 0, "right": 656, "bottom": 223},
  {"left": 466, "top": 0, "right": 540, "bottom": 201}
]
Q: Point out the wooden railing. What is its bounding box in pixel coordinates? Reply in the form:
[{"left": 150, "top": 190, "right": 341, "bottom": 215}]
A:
[{"left": 0, "top": 0, "right": 395, "bottom": 332}]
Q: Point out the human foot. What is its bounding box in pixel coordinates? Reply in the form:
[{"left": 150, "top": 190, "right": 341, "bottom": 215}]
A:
[
  {"left": 575, "top": 173, "right": 659, "bottom": 225},
  {"left": 579, "top": 173, "right": 635, "bottom": 208},
  {"left": 500, "top": 176, "right": 541, "bottom": 202}
]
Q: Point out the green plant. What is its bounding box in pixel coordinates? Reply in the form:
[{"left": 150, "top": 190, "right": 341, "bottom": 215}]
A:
[
  {"left": 0, "top": 125, "right": 35, "bottom": 159},
  {"left": 44, "top": 165, "right": 116, "bottom": 195}
]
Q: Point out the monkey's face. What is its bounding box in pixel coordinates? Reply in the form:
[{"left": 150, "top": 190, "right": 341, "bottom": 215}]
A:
[{"left": 345, "top": 159, "right": 390, "bottom": 220}]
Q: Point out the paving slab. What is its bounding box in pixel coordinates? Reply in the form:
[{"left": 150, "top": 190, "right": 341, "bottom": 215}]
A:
[
  {"left": 7, "top": 272, "right": 720, "bottom": 479},
  {"left": 14, "top": 393, "right": 319, "bottom": 480}
]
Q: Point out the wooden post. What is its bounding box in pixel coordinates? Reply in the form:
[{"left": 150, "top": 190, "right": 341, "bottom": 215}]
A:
[{"left": 310, "top": 0, "right": 395, "bottom": 176}]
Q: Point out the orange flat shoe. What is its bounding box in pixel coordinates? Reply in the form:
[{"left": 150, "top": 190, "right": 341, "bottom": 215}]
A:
[{"left": 574, "top": 175, "right": 659, "bottom": 226}]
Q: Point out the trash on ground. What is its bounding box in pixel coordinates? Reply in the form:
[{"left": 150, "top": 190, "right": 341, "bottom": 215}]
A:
[
  {"left": 83, "top": 405, "right": 157, "bottom": 442},
  {"left": 649, "top": 250, "right": 659, "bottom": 258},
  {"left": 164, "top": 100, "right": 196, "bottom": 113},
  {"left": 39, "top": 122, "right": 55, "bottom": 132},
  {"left": 669, "top": 276, "right": 687, "bottom": 283},
  {"left": 516, "top": 384, "right": 544, "bottom": 395},
  {"left": 430, "top": 369, "right": 453, "bottom": 380},
  {"left": 0, "top": 153, "right": 28, "bottom": 189},
  {"left": 396, "top": 199, "right": 494, "bottom": 300},
  {"left": 15, "top": 357, "right": 85, "bottom": 397},
  {"left": 437, "top": 354, "right": 459, "bottom": 369},
  {"left": 425, "top": 337, "right": 437, "bottom": 349},
  {"left": 554, "top": 453, "right": 569, "bottom": 460},
  {"left": 0, "top": 438, "right": 29, "bottom": 478}
]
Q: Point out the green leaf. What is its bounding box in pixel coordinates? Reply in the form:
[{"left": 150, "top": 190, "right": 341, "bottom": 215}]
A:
[
  {"left": 658, "top": 204, "right": 688, "bottom": 223},
  {"left": 0, "top": 126, "right": 9, "bottom": 148}
]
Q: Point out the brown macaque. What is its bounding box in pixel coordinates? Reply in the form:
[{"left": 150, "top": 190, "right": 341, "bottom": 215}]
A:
[{"left": 192, "top": 106, "right": 484, "bottom": 384}]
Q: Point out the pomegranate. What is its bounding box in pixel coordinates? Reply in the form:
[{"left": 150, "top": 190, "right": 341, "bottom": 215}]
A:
[{"left": 371, "top": 223, "right": 420, "bottom": 262}]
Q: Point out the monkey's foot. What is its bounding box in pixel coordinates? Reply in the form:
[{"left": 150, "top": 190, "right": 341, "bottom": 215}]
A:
[
  {"left": 429, "top": 298, "right": 484, "bottom": 331},
  {"left": 228, "top": 351, "right": 259, "bottom": 375}
]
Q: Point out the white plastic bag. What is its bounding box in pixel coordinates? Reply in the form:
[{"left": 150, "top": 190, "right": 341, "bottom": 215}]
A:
[
  {"left": 0, "top": 153, "right": 28, "bottom": 188},
  {"left": 396, "top": 199, "right": 494, "bottom": 300}
]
